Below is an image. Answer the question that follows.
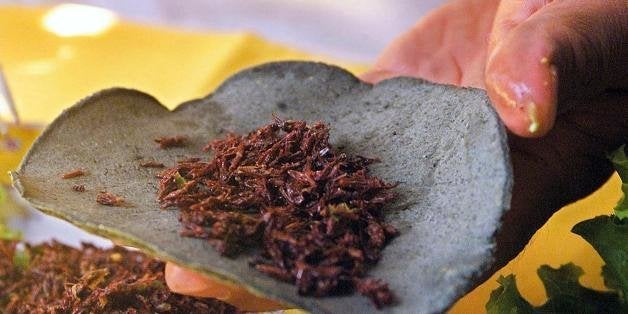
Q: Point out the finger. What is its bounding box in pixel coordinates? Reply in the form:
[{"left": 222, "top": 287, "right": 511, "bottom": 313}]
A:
[
  {"left": 486, "top": 0, "right": 551, "bottom": 53},
  {"left": 165, "top": 262, "right": 231, "bottom": 299},
  {"left": 165, "top": 262, "right": 286, "bottom": 311},
  {"left": 485, "top": 0, "right": 628, "bottom": 137},
  {"left": 361, "top": 0, "right": 500, "bottom": 86},
  {"left": 360, "top": 69, "right": 399, "bottom": 85}
]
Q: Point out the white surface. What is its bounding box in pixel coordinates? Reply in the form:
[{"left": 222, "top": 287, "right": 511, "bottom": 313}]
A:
[
  {"left": 2, "top": 0, "right": 442, "bottom": 62},
  {"left": 7, "top": 188, "right": 112, "bottom": 248},
  {"left": 9, "top": 206, "right": 113, "bottom": 248}
]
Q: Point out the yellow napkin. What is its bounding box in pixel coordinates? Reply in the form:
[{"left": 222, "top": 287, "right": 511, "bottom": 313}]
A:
[{"left": 0, "top": 5, "right": 620, "bottom": 312}]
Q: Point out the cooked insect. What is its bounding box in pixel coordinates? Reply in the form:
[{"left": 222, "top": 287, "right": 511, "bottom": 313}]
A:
[{"left": 157, "top": 118, "right": 398, "bottom": 308}]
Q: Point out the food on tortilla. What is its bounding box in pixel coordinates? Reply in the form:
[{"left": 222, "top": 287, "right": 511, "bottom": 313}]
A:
[
  {"left": 157, "top": 117, "right": 398, "bottom": 308},
  {"left": 0, "top": 239, "right": 237, "bottom": 313},
  {"left": 96, "top": 191, "right": 125, "bottom": 206},
  {"left": 140, "top": 161, "right": 165, "bottom": 168},
  {"left": 61, "top": 169, "right": 85, "bottom": 179},
  {"left": 155, "top": 135, "right": 188, "bottom": 149}
]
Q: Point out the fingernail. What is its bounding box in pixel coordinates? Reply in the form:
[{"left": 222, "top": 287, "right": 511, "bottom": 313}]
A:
[
  {"left": 487, "top": 76, "right": 518, "bottom": 108},
  {"left": 527, "top": 102, "right": 540, "bottom": 133}
]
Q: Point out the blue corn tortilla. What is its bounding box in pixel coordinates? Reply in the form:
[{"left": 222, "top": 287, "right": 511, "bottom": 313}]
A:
[{"left": 12, "top": 61, "right": 511, "bottom": 313}]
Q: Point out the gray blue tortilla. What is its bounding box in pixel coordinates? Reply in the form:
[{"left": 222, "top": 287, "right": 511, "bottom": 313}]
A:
[{"left": 12, "top": 61, "right": 512, "bottom": 313}]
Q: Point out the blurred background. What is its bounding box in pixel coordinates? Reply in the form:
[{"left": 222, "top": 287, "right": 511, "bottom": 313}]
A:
[{"left": 2, "top": 0, "right": 442, "bottom": 62}]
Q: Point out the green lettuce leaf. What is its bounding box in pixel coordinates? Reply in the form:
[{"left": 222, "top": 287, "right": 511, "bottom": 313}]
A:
[
  {"left": 487, "top": 264, "right": 624, "bottom": 314},
  {"left": 486, "top": 275, "right": 534, "bottom": 314},
  {"left": 12, "top": 244, "right": 30, "bottom": 271},
  {"left": 617, "top": 184, "right": 628, "bottom": 219},
  {"left": 0, "top": 223, "right": 22, "bottom": 241},
  {"left": 536, "top": 263, "right": 622, "bottom": 313},
  {"left": 0, "top": 185, "right": 26, "bottom": 224},
  {"left": 608, "top": 145, "right": 628, "bottom": 219},
  {"left": 572, "top": 215, "right": 627, "bottom": 304}
]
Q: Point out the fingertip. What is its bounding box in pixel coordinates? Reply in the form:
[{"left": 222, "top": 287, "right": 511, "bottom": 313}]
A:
[
  {"left": 164, "top": 262, "right": 287, "bottom": 311},
  {"left": 359, "top": 69, "right": 398, "bottom": 84},
  {"left": 485, "top": 80, "right": 556, "bottom": 137},
  {"left": 165, "top": 262, "right": 231, "bottom": 299},
  {"left": 485, "top": 40, "right": 558, "bottom": 137}
]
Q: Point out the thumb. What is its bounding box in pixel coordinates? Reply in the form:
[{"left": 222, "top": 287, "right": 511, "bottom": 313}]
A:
[
  {"left": 485, "top": 0, "right": 628, "bottom": 137},
  {"left": 164, "top": 262, "right": 286, "bottom": 311},
  {"left": 360, "top": 69, "right": 399, "bottom": 84}
]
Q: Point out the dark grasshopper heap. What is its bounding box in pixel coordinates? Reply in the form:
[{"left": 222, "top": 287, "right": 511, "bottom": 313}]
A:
[
  {"left": 157, "top": 118, "right": 399, "bottom": 308},
  {"left": 0, "top": 239, "right": 237, "bottom": 313}
]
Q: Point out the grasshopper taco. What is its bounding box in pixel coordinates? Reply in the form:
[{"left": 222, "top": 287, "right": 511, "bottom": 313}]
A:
[{"left": 11, "top": 62, "right": 511, "bottom": 313}]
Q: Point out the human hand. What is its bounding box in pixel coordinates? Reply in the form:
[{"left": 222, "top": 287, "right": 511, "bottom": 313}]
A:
[
  {"left": 166, "top": 0, "right": 628, "bottom": 308},
  {"left": 363, "top": 0, "right": 627, "bottom": 270}
]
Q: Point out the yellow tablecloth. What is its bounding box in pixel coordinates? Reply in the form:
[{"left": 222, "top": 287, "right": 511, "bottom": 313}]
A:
[{"left": 0, "top": 5, "right": 620, "bottom": 312}]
